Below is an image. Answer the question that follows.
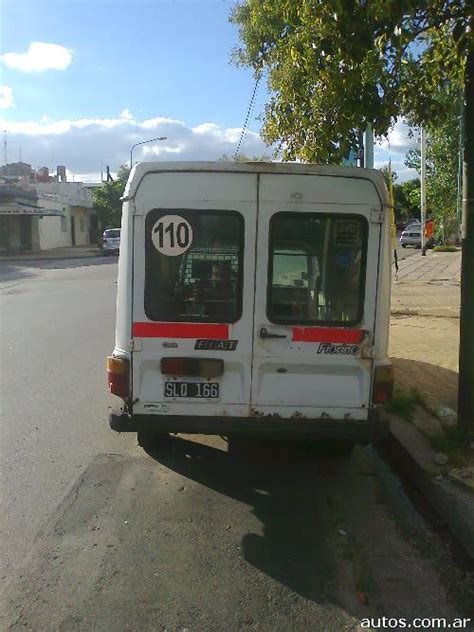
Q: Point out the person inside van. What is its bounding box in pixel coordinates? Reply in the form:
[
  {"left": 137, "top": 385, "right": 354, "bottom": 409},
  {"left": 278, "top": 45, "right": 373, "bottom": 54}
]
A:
[
  {"left": 208, "top": 261, "right": 233, "bottom": 297},
  {"left": 188, "top": 260, "right": 234, "bottom": 319},
  {"left": 326, "top": 246, "right": 362, "bottom": 322}
]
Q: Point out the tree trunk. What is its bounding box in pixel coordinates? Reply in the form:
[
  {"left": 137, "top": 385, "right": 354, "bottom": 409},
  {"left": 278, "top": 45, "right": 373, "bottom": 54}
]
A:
[{"left": 457, "top": 44, "right": 474, "bottom": 431}]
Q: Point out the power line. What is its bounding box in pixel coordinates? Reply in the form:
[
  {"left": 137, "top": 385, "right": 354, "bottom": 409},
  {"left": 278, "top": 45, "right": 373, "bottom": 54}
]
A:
[{"left": 234, "top": 77, "right": 260, "bottom": 160}]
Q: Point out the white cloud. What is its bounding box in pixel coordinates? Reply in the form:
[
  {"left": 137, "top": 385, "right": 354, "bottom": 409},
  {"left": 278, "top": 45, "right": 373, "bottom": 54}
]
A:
[
  {"left": 141, "top": 116, "right": 183, "bottom": 129},
  {"left": 120, "top": 109, "right": 134, "bottom": 120},
  {"left": 373, "top": 118, "right": 419, "bottom": 182},
  {"left": 0, "top": 85, "right": 14, "bottom": 109},
  {"left": 192, "top": 123, "right": 220, "bottom": 135},
  {"left": 1, "top": 42, "right": 73, "bottom": 72},
  {"left": 0, "top": 112, "right": 271, "bottom": 179},
  {"left": 377, "top": 119, "right": 417, "bottom": 155},
  {"left": 374, "top": 158, "right": 418, "bottom": 183},
  {"left": 1, "top": 109, "right": 420, "bottom": 183},
  {"left": 65, "top": 169, "right": 103, "bottom": 184}
]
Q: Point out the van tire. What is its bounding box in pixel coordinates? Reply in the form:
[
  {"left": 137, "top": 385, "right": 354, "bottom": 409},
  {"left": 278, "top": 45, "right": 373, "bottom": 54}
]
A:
[{"left": 137, "top": 429, "right": 171, "bottom": 451}]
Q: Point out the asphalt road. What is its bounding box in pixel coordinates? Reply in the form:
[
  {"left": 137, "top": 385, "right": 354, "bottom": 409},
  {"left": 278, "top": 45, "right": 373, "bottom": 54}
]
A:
[
  {"left": 395, "top": 235, "right": 421, "bottom": 263},
  {"left": 0, "top": 258, "right": 469, "bottom": 631}
]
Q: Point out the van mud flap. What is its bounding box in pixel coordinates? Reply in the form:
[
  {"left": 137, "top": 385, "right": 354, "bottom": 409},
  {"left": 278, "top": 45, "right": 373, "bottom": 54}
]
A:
[{"left": 109, "top": 409, "right": 137, "bottom": 433}]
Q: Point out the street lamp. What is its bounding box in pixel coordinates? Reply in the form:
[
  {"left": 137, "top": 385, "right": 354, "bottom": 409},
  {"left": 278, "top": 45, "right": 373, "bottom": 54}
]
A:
[{"left": 130, "top": 136, "right": 167, "bottom": 170}]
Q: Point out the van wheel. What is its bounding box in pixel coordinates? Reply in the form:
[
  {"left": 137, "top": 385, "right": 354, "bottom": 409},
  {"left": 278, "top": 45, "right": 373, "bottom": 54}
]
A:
[
  {"left": 401, "top": 244, "right": 407, "bottom": 248},
  {"left": 137, "top": 429, "right": 171, "bottom": 451}
]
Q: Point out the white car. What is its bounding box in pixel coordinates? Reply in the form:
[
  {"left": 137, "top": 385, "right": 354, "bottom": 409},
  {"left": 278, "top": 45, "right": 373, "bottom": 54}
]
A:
[
  {"left": 400, "top": 224, "right": 421, "bottom": 248},
  {"left": 102, "top": 228, "right": 121, "bottom": 255},
  {"left": 400, "top": 221, "right": 435, "bottom": 249}
]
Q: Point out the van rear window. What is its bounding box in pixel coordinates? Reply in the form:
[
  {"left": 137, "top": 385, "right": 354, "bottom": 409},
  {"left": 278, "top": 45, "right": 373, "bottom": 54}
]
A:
[
  {"left": 268, "top": 213, "right": 367, "bottom": 325},
  {"left": 145, "top": 209, "right": 244, "bottom": 323}
]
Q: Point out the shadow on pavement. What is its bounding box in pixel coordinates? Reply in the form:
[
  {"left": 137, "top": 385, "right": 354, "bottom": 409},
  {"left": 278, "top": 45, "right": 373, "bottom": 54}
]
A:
[
  {"left": 143, "top": 434, "right": 366, "bottom": 613},
  {"left": 0, "top": 264, "right": 39, "bottom": 284},
  {"left": 0, "top": 256, "right": 117, "bottom": 281},
  {"left": 391, "top": 357, "right": 458, "bottom": 411}
]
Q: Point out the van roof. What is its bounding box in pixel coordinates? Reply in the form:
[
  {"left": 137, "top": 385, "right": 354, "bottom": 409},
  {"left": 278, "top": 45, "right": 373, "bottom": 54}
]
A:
[{"left": 123, "top": 161, "right": 389, "bottom": 206}]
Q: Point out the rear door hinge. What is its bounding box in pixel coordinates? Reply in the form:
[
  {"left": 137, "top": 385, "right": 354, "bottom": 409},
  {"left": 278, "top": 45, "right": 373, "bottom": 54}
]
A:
[
  {"left": 130, "top": 200, "right": 143, "bottom": 216},
  {"left": 370, "top": 209, "right": 384, "bottom": 224},
  {"left": 129, "top": 338, "right": 142, "bottom": 352},
  {"left": 361, "top": 331, "right": 375, "bottom": 359}
]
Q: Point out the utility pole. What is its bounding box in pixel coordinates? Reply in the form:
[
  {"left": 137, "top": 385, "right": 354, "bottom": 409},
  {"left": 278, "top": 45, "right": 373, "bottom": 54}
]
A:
[
  {"left": 420, "top": 126, "right": 427, "bottom": 255},
  {"left": 358, "top": 130, "right": 364, "bottom": 168},
  {"left": 458, "top": 42, "right": 474, "bottom": 432},
  {"left": 364, "top": 124, "right": 374, "bottom": 169},
  {"left": 456, "top": 92, "right": 465, "bottom": 244}
]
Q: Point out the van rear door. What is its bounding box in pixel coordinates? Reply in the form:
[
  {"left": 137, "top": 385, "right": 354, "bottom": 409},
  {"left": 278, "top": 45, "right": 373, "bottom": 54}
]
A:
[
  {"left": 131, "top": 172, "right": 257, "bottom": 418},
  {"left": 251, "top": 174, "right": 381, "bottom": 420}
]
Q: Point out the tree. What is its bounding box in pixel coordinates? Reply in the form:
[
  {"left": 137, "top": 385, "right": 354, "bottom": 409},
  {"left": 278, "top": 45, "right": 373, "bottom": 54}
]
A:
[
  {"left": 400, "top": 179, "right": 421, "bottom": 220},
  {"left": 231, "top": 1, "right": 473, "bottom": 431},
  {"left": 92, "top": 165, "right": 130, "bottom": 230},
  {"left": 381, "top": 167, "right": 421, "bottom": 221},
  {"left": 405, "top": 101, "right": 461, "bottom": 243},
  {"left": 230, "top": 1, "right": 467, "bottom": 162},
  {"left": 381, "top": 165, "right": 420, "bottom": 222},
  {"left": 219, "top": 153, "right": 272, "bottom": 161}
]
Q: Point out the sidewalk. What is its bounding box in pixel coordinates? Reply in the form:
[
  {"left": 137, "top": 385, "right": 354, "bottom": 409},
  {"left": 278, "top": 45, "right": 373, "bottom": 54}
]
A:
[
  {"left": 390, "top": 250, "right": 461, "bottom": 410},
  {"left": 391, "top": 250, "right": 461, "bottom": 318},
  {"left": 0, "top": 245, "right": 102, "bottom": 263},
  {"left": 386, "top": 249, "right": 473, "bottom": 559}
]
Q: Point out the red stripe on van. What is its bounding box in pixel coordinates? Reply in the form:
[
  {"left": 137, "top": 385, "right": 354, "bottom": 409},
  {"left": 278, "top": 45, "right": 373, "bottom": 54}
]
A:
[
  {"left": 132, "top": 322, "right": 229, "bottom": 339},
  {"left": 292, "top": 327, "right": 365, "bottom": 343}
]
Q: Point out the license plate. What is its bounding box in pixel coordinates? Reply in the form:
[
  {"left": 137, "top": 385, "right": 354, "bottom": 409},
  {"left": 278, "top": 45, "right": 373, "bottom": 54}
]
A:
[{"left": 164, "top": 381, "right": 219, "bottom": 399}]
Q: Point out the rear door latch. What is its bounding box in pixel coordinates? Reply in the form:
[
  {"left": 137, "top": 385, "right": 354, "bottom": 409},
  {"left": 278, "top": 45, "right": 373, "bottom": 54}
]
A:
[{"left": 259, "top": 327, "right": 287, "bottom": 340}]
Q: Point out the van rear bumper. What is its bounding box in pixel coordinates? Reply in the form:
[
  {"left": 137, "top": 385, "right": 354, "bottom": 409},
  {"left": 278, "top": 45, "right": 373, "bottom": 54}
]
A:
[{"left": 109, "top": 409, "right": 388, "bottom": 443}]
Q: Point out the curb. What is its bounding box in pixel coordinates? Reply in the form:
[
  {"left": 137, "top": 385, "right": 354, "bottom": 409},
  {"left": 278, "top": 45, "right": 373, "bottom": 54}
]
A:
[
  {"left": 0, "top": 252, "right": 103, "bottom": 264},
  {"left": 377, "top": 414, "right": 474, "bottom": 560},
  {"left": 390, "top": 309, "right": 460, "bottom": 319}
]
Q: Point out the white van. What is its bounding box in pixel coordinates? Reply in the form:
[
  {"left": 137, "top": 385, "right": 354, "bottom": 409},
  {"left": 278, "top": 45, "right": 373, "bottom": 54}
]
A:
[{"left": 108, "top": 162, "right": 394, "bottom": 449}]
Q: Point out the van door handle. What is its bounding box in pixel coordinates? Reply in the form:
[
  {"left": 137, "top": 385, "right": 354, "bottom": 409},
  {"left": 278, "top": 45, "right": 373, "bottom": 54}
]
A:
[{"left": 259, "top": 327, "right": 287, "bottom": 339}]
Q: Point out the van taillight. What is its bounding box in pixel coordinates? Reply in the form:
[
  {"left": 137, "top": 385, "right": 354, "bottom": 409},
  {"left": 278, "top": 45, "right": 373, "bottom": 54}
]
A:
[
  {"left": 107, "top": 356, "right": 129, "bottom": 399},
  {"left": 372, "top": 365, "right": 395, "bottom": 404}
]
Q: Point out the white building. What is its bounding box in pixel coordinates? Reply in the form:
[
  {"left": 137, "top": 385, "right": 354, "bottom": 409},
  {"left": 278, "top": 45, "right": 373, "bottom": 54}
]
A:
[
  {"left": 0, "top": 184, "right": 64, "bottom": 253},
  {"left": 35, "top": 181, "right": 93, "bottom": 249},
  {"left": 0, "top": 164, "right": 95, "bottom": 253}
]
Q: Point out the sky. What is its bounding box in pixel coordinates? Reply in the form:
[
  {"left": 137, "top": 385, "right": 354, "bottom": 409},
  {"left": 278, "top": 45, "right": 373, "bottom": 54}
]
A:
[{"left": 0, "top": 0, "right": 418, "bottom": 183}]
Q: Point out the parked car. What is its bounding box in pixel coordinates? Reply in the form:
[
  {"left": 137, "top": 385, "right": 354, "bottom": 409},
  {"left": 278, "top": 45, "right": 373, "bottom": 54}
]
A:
[
  {"left": 107, "top": 161, "right": 394, "bottom": 455},
  {"left": 400, "top": 223, "right": 434, "bottom": 248},
  {"left": 400, "top": 224, "right": 421, "bottom": 248},
  {"left": 102, "top": 228, "right": 121, "bottom": 255}
]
